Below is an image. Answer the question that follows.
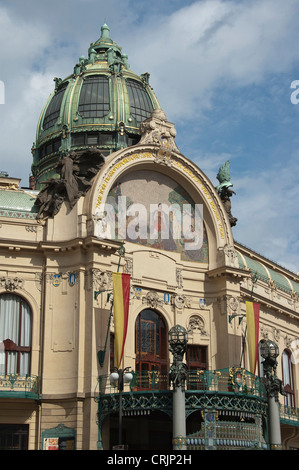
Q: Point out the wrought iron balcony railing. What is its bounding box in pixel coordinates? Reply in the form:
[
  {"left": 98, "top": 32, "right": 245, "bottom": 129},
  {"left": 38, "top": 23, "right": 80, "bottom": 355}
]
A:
[
  {"left": 0, "top": 374, "right": 40, "bottom": 399},
  {"left": 280, "top": 404, "right": 299, "bottom": 427},
  {"left": 98, "top": 368, "right": 267, "bottom": 399}
]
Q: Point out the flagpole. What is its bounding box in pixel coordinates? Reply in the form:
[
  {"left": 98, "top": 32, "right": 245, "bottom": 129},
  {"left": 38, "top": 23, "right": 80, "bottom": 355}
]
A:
[
  {"left": 97, "top": 245, "right": 125, "bottom": 367},
  {"left": 239, "top": 273, "right": 257, "bottom": 368}
]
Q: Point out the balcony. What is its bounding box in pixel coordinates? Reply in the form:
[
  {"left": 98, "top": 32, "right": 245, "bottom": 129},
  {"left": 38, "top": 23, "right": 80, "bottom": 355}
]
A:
[
  {"left": 0, "top": 374, "right": 40, "bottom": 399},
  {"left": 97, "top": 368, "right": 269, "bottom": 449},
  {"left": 97, "top": 368, "right": 269, "bottom": 422},
  {"left": 98, "top": 367, "right": 267, "bottom": 397},
  {"left": 97, "top": 368, "right": 299, "bottom": 449},
  {"left": 280, "top": 404, "right": 299, "bottom": 427}
]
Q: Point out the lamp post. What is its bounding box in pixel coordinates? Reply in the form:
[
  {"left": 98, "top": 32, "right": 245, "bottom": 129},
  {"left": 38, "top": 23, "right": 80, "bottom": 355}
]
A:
[
  {"left": 110, "top": 367, "right": 133, "bottom": 448},
  {"left": 260, "top": 340, "right": 285, "bottom": 450},
  {"left": 168, "top": 325, "right": 188, "bottom": 450}
]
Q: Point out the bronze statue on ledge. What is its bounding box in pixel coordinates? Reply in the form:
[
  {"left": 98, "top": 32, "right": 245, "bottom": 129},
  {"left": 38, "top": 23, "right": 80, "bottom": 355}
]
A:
[
  {"left": 215, "top": 160, "right": 238, "bottom": 227},
  {"left": 36, "top": 148, "right": 104, "bottom": 220}
]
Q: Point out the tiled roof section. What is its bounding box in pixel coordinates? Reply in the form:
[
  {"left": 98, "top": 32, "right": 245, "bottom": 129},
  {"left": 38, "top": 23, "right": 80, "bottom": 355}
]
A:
[
  {"left": 242, "top": 255, "right": 269, "bottom": 282},
  {"left": 236, "top": 250, "right": 299, "bottom": 295},
  {"left": 0, "top": 189, "right": 38, "bottom": 219},
  {"left": 267, "top": 267, "right": 292, "bottom": 293}
]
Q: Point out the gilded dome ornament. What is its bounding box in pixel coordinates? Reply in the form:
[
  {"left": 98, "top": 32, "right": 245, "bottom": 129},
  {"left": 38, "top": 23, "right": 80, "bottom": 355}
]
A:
[{"left": 32, "top": 24, "right": 160, "bottom": 189}]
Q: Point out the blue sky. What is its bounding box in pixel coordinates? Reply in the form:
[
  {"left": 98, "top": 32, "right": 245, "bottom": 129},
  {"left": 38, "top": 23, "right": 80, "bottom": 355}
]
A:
[{"left": 0, "top": 0, "right": 299, "bottom": 273}]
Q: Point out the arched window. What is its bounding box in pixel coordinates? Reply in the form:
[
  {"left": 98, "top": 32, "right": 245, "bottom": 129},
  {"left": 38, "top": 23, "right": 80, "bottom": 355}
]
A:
[
  {"left": 282, "top": 349, "right": 295, "bottom": 407},
  {"left": 0, "top": 294, "right": 32, "bottom": 376},
  {"left": 135, "top": 309, "right": 167, "bottom": 388}
]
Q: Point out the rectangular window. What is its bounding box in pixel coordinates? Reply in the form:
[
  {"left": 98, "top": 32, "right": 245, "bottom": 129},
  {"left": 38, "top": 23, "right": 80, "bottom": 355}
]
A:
[
  {"left": 0, "top": 424, "right": 28, "bottom": 450},
  {"left": 0, "top": 294, "right": 32, "bottom": 376}
]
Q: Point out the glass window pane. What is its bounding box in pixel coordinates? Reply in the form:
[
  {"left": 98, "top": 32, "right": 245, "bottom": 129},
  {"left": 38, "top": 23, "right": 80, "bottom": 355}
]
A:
[
  {"left": 43, "top": 83, "right": 68, "bottom": 129},
  {"left": 127, "top": 79, "right": 154, "bottom": 124},
  {"left": 0, "top": 293, "right": 20, "bottom": 344},
  {"left": 0, "top": 294, "right": 32, "bottom": 376},
  {"left": 78, "top": 76, "right": 110, "bottom": 118}
]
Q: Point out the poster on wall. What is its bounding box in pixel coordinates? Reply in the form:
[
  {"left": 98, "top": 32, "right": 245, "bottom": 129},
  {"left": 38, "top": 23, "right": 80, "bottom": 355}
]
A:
[
  {"left": 43, "top": 436, "right": 75, "bottom": 450},
  {"left": 43, "top": 438, "right": 59, "bottom": 450}
]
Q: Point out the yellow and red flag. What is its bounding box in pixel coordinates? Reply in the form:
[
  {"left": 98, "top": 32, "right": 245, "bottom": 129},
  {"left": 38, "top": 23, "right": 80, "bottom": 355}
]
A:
[
  {"left": 112, "top": 272, "right": 131, "bottom": 368},
  {"left": 246, "top": 301, "right": 260, "bottom": 374}
]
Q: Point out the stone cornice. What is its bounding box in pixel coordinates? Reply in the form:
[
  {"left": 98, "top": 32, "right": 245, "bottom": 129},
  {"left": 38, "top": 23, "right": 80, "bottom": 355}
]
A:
[
  {"left": 0, "top": 236, "right": 123, "bottom": 254},
  {"left": 207, "top": 265, "right": 251, "bottom": 279},
  {"left": 240, "top": 287, "right": 299, "bottom": 320}
]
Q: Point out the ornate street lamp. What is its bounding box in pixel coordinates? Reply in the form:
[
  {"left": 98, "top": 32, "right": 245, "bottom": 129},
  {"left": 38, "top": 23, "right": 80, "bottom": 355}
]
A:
[
  {"left": 168, "top": 325, "right": 188, "bottom": 450},
  {"left": 260, "top": 340, "right": 279, "bottom": 370},
  {"left": 110, "top": 367, "right": 133, "bottom": 448},
  {"left": 260, "top": 340, "right": 285, "bottom": 450}
]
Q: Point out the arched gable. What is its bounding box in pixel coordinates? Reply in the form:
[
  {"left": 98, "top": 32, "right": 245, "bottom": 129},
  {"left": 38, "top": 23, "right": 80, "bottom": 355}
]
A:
[{"left": 86, "top": 110, "right": 234, "bottom": 268}]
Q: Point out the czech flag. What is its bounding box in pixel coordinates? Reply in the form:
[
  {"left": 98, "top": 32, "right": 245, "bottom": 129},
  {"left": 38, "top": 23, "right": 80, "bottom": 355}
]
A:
[
  {"left": 113, "top": 272, "right": 131, "bottom": 368},
  {"left": 246, "top": 301, "right": 260, "bottom": 374}
]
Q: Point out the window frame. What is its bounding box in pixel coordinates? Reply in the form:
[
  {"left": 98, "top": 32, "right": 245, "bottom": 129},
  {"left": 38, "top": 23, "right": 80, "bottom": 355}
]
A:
[
  {"left": 43, "top": 83, "right": 68, "bottom": 130},
  {"left": 126, "top": 79, "right": 154, "bottom": 124},
  {"left": 282, "top": 349, "right": 295, "bottom": 408},
  {"left": 0, "top": 294, "right": 32, "bottom": 376},
  {"left": 78, "top": 75, "right": 110, "bottom": 119}
]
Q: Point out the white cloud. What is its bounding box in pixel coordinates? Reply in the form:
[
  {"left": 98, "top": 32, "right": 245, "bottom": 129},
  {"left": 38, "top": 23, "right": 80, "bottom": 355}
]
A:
[
  {"left": 124, "top": 0, "right": 299, "bottom": 120},
  {"left": 232, "top": 156, "right": 299, "bottom": 273}
]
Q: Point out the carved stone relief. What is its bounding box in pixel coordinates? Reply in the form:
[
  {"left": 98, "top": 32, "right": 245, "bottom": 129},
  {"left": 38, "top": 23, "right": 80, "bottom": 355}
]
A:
[
  {"left": 228, "top": 296, "right": 240, "bottom": 314},
  {"left": 222, "top": 244, "right": 238, "bottom": 267},
  {"left": 260, "top": 325, "right": 270, "bottom": 340},
  {"left": 172, "top": 294, "right": 186, "bottom": 310},
  {"left": 124, "top": 258, "right": 133, "bottom": 275},
  {"left": 0, "top": 276, "right": 23, "bottom": 291},
  {"left": 176, "top": 268, "right": 183, "bottom": 289},
  {"left": 139, "top": 109, "right": 179, "bottom": 158},
  {"left": 272, "top": 327, "right": 280, "bottom": 342},
  {"left": 85, "top": 269, "right": 112, "bottom": 291},
  {"left": 92, "top": 270, "right": 112, "bottom": 291},
  {"left": 187, "top": 314, "right": 207, "bottom": 336},
  {"left": 142, "top": 291, "right": 162, "bottom": 309},
  {"left": 217, "top": 295, "right": 241, "bottom": 316}
]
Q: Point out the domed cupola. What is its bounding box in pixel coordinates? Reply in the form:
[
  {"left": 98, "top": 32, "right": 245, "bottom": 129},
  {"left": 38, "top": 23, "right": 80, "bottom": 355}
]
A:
[{"left": 32, "top": 24, "right": 161, "bottom": 189}]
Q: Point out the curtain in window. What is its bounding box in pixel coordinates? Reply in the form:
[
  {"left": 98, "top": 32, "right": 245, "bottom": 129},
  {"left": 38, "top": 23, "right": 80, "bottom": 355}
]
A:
[
  {"left": 282, "top": 349, "right": 295, "bottom": 407},
  {"left": 0, "top": 294, "right": 32, "bottom": 376}
]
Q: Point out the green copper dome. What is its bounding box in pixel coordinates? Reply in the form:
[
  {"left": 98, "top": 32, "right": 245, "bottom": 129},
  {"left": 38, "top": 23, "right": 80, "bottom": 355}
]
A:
[{"left": 31, "top": 24, "right": 160, "bottom": 189}]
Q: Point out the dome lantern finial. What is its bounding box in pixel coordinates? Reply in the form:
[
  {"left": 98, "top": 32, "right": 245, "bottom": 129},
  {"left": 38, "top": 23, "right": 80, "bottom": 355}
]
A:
[{"left": 100, "top": 23, "right": 111, "bottom": 40}]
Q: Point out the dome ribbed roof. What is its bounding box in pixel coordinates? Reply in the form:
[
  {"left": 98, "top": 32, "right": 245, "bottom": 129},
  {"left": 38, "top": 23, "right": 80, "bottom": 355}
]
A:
[{"left": 32, "top": 24, "right": 160, "bottom": 189}]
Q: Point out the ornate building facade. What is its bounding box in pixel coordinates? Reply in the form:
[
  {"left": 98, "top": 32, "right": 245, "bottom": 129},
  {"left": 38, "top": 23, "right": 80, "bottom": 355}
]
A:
[{"left": 0, "top": 24, "right": 298, "bottom": 450}]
